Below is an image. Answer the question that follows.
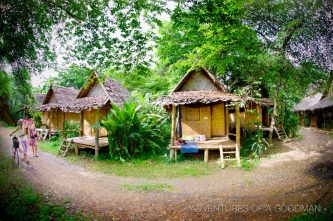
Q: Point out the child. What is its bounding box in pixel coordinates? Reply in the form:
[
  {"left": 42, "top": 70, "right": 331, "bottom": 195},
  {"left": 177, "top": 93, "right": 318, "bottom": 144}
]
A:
[
  {"left": 28, "top": 120, "right": 38, "bottom": 157},
  {"left": 10, "top": 119, "right": 29, "bottom": 164},
  {"left": 11, "top": 136, "right": 20, "bottom": 159}
]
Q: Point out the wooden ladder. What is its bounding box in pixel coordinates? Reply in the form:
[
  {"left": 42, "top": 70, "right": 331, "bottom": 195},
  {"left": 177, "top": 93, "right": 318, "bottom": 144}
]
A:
[
  {"left": 219, "top": 144, "right": 241, "bottom": 169},
  {"left": 58, "top": 139, "right": 73, "bottom": 157},
  {"left": 274, "top": 126, "right": 288, "bottom": 140}
]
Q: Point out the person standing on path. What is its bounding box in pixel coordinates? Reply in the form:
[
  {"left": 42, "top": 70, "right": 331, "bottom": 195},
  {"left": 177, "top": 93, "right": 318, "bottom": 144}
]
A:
[
  {"left": 10, "top": 119, "right": 29, "bottom": 164},
  {"left": 28, "top": 119, "right": 38, "bottom": 157}
]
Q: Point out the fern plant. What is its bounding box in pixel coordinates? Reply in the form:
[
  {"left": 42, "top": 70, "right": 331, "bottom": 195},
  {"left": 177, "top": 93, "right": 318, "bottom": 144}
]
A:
[{"left": 100, "top": 101, "right": 169, "bottom": 161}]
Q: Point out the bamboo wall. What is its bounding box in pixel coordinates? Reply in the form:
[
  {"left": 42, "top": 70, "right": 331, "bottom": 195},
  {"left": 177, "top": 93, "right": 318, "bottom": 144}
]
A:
[
  {"left": 229, "top": 105, "right": 263, "bottom": 128},
  {"left": 83, "top": 109, "right": 108, "bottom": 137},
  {"left": 181, "top": 103, "right": 226, "bottom": 138},
  {"left": 42, "top": 110, "right": 62, "bottom": 129}
]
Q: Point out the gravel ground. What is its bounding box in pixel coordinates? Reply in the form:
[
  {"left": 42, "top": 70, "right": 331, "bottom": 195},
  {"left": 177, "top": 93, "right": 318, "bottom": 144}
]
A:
[{"left": 1, "top": 125, "right": 332, "bottom": 221}]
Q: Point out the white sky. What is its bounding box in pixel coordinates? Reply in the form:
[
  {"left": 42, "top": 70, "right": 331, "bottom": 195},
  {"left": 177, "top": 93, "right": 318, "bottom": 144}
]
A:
[{"left": 31, "top": 69, "right": 57, "bottom": 87}]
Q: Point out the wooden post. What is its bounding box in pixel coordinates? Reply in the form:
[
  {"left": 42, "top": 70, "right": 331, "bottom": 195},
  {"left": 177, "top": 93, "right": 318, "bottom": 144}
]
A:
[
  {"left": 204, "top": 149, "right": 209, "bottom": 163},
  {"left": 235, "top": 103, "right": 241, "bottom": 167},
  {"left": 170, "top": 105, "right": 177, "bottom": 159},
  {"left": 80, "top": 111, "right": 84, "bottom": 136},
  {"left": 62, "top": 112, "right": 65, "bottom": 139},
  {"left": 298, "top": 113, "right": 304, "bottom": 127},
  {"left": 225, "top": 104, "right": 229, "bottom": 140},
  {"left": 95, "top": 109, "right": 100, "bottom": 158},
  {"left": 256, "top": 104, "right": 260, "bottom": 124},
  {"left": 235, "top": 103, "right": 241, "bottom": 147}
]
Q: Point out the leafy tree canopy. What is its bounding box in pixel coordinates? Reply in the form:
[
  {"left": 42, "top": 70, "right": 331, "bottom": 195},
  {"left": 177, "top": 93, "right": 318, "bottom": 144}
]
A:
[{"left": 1, "top": 0, "right": 168, "bottom": 74}]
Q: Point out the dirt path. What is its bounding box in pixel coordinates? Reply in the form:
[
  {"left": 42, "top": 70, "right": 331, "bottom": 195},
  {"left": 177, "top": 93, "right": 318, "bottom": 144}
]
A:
[{"left": 1, "top": 126, "right": 332, "bottom": 221}]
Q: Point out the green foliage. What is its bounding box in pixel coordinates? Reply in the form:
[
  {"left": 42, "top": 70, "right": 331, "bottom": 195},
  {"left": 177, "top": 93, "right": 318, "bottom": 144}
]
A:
[
  {"left": 64, "top": 120, "right": 80, "bottom": 138},
  {"left": 121, "top": 183, "right": 174, "bottom": 192},
  {"left": 157, "top": 0, "right": 262, "bottom": 86},
  {"left": 1, "top": 0, "right": 168, "bottom": 75},
  {"left": 100, "top": 101, "right": 169, "bottom": 161},
  {"left": 36, "top": 65, "right": 92, "bottom": 93},
  {"left": 289, "top": 202, "right": 333, "bottom": 221},
  {"left": 105, "top": 67, "right": 171, "bottom": 96},
  {"left": 242, "top": 130, "right": 268, "bottom": 158},
  {"left": 0, "top": 71, "right": 13, "bottom": 100},
  {"left": 33, "top": 114, "right": 42, "bottom": 128},
  {"left": 281, "top": 110, "right": 300, "bottom": 137}
]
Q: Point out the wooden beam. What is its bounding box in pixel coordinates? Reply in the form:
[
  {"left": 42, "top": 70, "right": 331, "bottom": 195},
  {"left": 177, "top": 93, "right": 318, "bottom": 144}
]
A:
[
  {"left": 256, "top": 104, "right": 260, "bottom": 124},
  {"left": 170, "top": 105, "right": 177, "bottom": 159},
  {"left": 80, "top": 111, "right": 84, "bottom": 136},
  {"left": 171, "top": 105, "right": 177, "bottom": 144},
  {"left": 235, "top": 103, "right": 241, "bottom": 167},
  {"left": 95, "top": 109, "right": 100, "bottom": 158},
  {"left": 225, "top": 103, "right": 229, "bottom": 140},
  {"left": 62, "top": 112, "right": 65, "bottom": 139},
  {"left": 235, "top": 103, "right": 241, "bottom": 149}
]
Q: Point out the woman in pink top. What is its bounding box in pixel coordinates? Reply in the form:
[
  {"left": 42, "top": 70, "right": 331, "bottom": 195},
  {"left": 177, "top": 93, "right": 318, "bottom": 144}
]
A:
[{"left": 28, "top": 120, "right": 38, "bottom": 157}]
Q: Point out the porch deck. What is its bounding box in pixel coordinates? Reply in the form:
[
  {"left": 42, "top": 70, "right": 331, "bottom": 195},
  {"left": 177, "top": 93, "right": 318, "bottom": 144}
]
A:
[
  {"left": 65, "top": 136, "right": 109, "bottom": 155},
  {"left": 169, "top": 137, "right": 238, "bottom": 163}
]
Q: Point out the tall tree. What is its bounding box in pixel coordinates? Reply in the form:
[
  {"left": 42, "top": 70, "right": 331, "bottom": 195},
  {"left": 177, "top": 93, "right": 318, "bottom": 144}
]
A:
[
  {"left": 1, "top": 0, "right": 167, "bottom": 74},
  {"left": 245, "top": 0, "right": 328, "bottom": 143}
]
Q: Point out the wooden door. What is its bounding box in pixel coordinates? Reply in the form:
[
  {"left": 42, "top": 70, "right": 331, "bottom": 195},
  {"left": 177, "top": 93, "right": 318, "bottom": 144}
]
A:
[
  {"left": 211, "top": 103, "right": 225, "bottom": 137},
  {"left": 181, "top": 106, "right": 211, "bottom": 138},
  {"left": 200, "top": 106, "right": 211, "bottom": 138}
]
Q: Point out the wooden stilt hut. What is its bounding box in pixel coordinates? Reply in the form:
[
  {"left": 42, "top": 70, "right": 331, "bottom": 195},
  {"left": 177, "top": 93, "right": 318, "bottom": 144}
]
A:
[
  {"left": 156, "top": 68, "right": 271, "bottom": 165},
  {"left": 39, "top": 86, "right": 79, "bottom": 131},
  {"left": 38, "top": 71, "right": 130, "bottom": 156}
]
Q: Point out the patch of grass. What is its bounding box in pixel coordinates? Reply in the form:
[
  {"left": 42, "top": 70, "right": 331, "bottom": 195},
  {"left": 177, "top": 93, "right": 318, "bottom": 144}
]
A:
[
  {"left": 289, "top": 202, "right": 333, "bottom": 221},
  {"left": 66, "top": 154, "right": 219, "bottom": 178},
  {"left": 121, "top": 183, "right": 174, "bottom": 192},
  {"left": 38, "top": 140, "right": 59, "bottom": 155},
  {"left": 240, "top": 158, "right": 260, "bottom": 171},
  {"left": 0, "top": 151, "right": 92, "bottom": 221},
  {"left": 38, "top": 140, "right": 219, "bottom": 178}
]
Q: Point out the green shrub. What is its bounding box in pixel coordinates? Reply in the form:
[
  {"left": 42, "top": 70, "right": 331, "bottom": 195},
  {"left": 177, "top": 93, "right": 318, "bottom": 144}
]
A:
[
  {"left": 100, "top": 100, "right": 170, "bottom": 161},
  {"left": 283, "top": 110, "right": 300, "bottom": 137},
  {"left": 64, "top": 120, "right": 80, "bottom": 138},
  {"left": 242, "top": 130, "right": 268, "bottom": 158},
  {"left": 33, "top": 114, "right": 42, "bottom": 128}
]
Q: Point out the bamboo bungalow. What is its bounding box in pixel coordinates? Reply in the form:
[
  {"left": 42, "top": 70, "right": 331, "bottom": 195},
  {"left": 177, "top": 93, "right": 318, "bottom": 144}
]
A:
[
  {"left": 156, "top": 68, "right": 271, "bottom": 165},
  {"left": 38, "top": 71, "right": 130, "bottom": 156},
  {"left": 294, "top": 89, "right": 333, "bottom": 128},
  {"left": 39, "top": 86, "right": 79, "bottom": 130}
]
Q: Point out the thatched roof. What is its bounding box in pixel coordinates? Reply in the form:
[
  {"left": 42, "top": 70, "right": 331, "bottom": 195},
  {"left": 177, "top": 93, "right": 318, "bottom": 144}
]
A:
[
  {"left": 103, "top": 78, "right": 130, "bottom": 107},
  {"left": 42, "top": 86, "right": 78, "bottom": 105},
  {"left": 155, "top": 91, "right": 241, "bottom": 106},
  {"left": 311, "top": 96, "right": 333, "bottom": 110},
  {"left": 156, "top": 67, "right": 272, "bottom": 108},
  {"left": 155, "top": 91, "right": 272, "bottom": 108},
  {"left": 38, "top": 71, "right": 129, "bottom": 113},
  {"left": 293, "top": 93, "right": 323, "bottom": 112},
  {"left": 34, "top": 93, "right": 45, "bottom": 105}
]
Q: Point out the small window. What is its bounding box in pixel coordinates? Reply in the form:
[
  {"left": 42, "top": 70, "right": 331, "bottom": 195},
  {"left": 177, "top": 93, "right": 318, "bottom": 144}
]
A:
[{"left": 185, "top": 107, "right": 200, "bottom": 121}]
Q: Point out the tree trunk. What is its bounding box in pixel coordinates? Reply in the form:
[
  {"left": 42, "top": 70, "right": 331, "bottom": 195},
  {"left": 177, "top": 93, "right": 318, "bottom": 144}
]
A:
[{"left": 268, "top": 90, "right": 278, "bottom": 145}]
